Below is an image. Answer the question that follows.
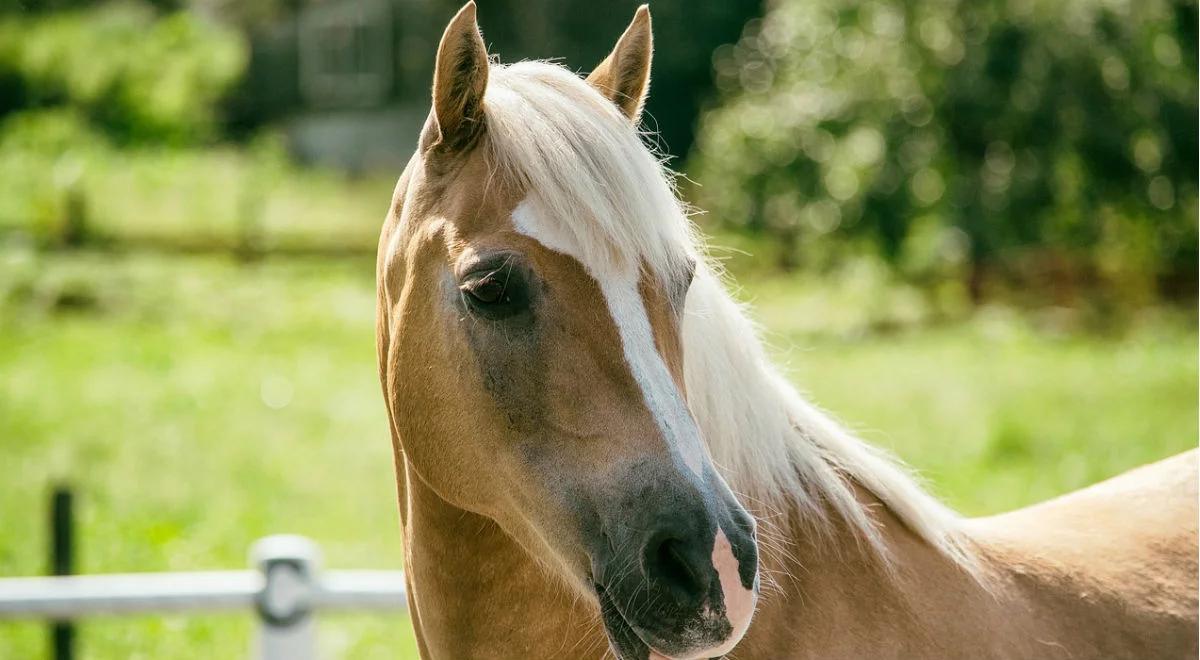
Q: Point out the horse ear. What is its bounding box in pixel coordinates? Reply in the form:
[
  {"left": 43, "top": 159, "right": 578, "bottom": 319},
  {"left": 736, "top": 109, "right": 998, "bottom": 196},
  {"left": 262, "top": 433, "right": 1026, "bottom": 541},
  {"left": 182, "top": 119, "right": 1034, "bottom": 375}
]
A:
[
  {"left": 586, "top": 5, "right": 653, "bottom": 122},
  {"left": 427, "top": 2, "right": 489, "bottom": 152}
]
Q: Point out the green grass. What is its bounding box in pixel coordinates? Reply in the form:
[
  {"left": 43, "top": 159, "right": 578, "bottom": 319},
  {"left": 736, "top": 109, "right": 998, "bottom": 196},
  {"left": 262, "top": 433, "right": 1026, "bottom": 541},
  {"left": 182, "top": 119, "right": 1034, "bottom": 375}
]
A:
[
  {"left": 0, "top": 246, "right": 1194, "bottom": 658},
  {"left": 0, "top": 250, "right": 412, "bottom": 659},
  {"left": 765, "top": 318, "right": 1196, "bottom": 514},
  {"left": 739, "top": 272, "right": 1198, "bottom": 513}
]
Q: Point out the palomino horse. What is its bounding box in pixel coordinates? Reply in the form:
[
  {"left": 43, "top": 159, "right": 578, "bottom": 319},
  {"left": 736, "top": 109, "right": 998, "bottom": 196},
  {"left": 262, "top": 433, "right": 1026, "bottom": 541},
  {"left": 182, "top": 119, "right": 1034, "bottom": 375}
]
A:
[{"left": 375, "top": 4, "right": 1198, "bottom": 658}]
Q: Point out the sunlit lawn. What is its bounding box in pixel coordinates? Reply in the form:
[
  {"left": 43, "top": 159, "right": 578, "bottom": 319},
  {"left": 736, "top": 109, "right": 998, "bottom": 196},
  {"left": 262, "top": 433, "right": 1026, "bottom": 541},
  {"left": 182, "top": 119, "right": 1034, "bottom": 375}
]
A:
[
  {"left": 0, "top": 247, "right": 1195, "bottom": 658},
  {"left": 0, "top": 250, "right": 412, "bottom": 659}
]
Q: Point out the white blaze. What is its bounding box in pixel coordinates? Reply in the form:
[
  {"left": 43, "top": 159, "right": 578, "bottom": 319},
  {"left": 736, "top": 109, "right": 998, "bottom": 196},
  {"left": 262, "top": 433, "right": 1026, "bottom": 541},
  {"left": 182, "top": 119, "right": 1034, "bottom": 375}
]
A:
[
  {"left": 512, "top": 200, "right": 755, "bottom": 655},
  {"left": 512, "top": 200, "right": 706, "bottom": 478},
  {"left": 599, "top": 274, "right": 706, "bottom": 477}
]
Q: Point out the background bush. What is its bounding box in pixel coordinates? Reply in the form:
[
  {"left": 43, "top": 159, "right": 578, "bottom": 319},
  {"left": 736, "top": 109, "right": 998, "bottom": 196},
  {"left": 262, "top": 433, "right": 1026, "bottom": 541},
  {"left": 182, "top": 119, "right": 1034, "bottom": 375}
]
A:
[
  {"left": 691, "top": 0, "right": 1198, "bottom": 307},
  {"left": 0, "top": 2, "right": 246, "bottom": 143}
]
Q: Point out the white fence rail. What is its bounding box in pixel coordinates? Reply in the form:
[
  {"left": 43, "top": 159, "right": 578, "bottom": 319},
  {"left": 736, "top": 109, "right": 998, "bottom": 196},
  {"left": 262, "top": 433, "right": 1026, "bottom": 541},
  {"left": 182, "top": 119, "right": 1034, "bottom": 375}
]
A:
[{"left": 0, "top": 535, "right": 407, "bottom": 660}]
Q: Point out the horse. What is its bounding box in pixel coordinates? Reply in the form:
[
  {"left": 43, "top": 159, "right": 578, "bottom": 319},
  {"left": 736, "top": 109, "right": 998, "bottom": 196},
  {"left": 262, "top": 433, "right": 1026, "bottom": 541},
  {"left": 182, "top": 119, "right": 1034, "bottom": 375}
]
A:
[{"left": 374, "top": 4, "right": 1198, "bottom": 658}]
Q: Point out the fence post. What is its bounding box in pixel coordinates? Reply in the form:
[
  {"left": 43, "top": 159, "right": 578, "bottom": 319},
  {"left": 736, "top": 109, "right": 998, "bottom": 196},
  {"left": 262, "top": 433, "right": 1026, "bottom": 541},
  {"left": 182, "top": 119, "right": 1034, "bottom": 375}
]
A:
[
  {"left": 250, "top": 535, "right": 320, "bottom": 660},
  {"left": 49, "top": 487, "right": 75, "bottom": 660}
]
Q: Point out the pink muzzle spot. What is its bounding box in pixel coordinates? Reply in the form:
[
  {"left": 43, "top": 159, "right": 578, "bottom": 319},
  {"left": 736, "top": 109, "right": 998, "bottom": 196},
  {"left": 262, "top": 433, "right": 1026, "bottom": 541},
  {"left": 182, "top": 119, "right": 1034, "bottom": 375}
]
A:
[
  {"left": 650, "top": 528, "right": 756, "bottom": 660},
  {"left": 707, "top": 528, "right": 757, "bottom": 652}
]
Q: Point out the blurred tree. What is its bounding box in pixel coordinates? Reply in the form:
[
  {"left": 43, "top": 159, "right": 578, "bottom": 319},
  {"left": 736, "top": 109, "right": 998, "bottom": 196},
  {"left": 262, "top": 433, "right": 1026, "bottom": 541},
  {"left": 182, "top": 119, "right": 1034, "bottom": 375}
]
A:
[
  {"left": 0, "top": 0, "right": 185, "bottom": 14},
  {"left": 0, "top": 0, "right": 93, "bottom": 13},
  {"left": 691, "top": 0, "right": 1197, "bottom": 304},
  {"left": 471, "top": 0, "right": 765, "bottom": 159},
  {"left": 0, "top": 2, "right": 246, "bottom": 143},
  {"left": 221, "top": 0, "right": 762, "bottom": 159}
]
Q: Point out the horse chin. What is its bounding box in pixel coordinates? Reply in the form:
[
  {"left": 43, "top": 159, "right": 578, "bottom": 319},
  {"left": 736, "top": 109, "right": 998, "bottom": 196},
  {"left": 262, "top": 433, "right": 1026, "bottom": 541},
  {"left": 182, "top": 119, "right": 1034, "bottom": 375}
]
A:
[{"left": 596, "top": 583, "right": 736, "bottom": 660}]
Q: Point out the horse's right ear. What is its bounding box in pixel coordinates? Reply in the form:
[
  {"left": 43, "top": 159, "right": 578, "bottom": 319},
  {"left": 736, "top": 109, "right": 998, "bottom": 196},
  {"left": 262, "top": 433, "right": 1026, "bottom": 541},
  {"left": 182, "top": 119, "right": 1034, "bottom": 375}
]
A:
[{"left": 424, "top": 2, "right": 489, "bottom": 153}]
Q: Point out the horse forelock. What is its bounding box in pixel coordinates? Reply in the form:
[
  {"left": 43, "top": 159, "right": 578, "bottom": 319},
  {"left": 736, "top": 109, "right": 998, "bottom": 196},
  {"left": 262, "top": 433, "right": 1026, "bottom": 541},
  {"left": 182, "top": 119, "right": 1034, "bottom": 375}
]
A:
[{"left": 482, "top": 61, "right": 697, "bottom": 284}]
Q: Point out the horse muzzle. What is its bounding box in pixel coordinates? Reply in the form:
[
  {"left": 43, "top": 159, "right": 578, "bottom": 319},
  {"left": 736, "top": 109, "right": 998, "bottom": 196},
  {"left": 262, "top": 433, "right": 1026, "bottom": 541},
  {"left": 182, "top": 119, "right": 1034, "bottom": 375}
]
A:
[{"left": 589, "top": 479, "right": 759, "bottom": 660}]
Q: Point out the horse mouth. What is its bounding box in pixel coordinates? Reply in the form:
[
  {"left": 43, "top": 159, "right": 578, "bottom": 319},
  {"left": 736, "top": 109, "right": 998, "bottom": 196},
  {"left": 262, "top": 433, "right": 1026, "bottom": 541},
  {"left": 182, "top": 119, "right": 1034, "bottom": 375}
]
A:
[
  {"left": 596, "top": 582, "right": 726, "bottom": 660},
  {"left": 595, "top": 583, "right": 657, "bottom": 660}
]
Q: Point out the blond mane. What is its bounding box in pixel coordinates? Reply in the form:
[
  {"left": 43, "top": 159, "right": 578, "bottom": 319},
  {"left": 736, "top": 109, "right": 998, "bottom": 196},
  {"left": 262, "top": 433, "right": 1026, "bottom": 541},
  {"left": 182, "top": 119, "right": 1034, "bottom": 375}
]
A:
[{"left": 482, "top": 60, "right": 976, "bottom": 570}]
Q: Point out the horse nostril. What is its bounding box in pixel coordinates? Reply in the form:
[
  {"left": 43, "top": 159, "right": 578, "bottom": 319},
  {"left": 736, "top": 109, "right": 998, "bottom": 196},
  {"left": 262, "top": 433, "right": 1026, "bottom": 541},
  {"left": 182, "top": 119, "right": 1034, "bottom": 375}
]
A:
[{"left": 645, "top": 534, "right": 711, "bottom": 607}]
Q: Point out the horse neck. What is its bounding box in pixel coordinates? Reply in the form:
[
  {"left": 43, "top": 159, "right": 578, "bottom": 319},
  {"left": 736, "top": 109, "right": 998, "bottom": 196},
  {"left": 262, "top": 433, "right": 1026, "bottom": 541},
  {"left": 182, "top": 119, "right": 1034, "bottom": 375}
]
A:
[
  {"left": 737, "top": 484, "right": 1017, "bottom": 658},
  {"left": 398, "top": 457, "right": 608, "bottom": 659}
]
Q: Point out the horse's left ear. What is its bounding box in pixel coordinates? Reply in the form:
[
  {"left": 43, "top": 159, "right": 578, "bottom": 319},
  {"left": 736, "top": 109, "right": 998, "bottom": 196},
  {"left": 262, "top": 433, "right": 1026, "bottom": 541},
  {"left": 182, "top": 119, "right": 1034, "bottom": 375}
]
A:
[{"left": 586, "top": 5, "right": 653, "bottom": 123}]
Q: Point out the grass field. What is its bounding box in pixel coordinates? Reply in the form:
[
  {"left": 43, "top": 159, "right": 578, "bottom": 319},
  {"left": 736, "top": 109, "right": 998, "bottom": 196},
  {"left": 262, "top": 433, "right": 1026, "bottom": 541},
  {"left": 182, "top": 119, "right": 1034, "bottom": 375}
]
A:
[{"left": 0, "top": 245, "right": 1195, "bottom": 658}]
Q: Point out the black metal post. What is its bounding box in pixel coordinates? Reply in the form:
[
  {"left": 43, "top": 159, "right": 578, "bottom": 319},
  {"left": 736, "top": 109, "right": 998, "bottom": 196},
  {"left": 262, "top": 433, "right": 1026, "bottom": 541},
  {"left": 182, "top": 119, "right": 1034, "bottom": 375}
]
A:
[{"left": 50, "top": 487, "right": 75, "bottom": 660}]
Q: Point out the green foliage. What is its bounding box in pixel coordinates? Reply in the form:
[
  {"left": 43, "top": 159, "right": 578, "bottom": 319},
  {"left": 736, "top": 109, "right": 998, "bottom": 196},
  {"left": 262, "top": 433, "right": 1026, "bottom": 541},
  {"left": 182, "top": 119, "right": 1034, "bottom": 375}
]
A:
[
  {"left": 0, "top": 2, "right": 247, "bottom": 143},
  {"left": 690, "top": 0, "right": 1198, "bottom": 303}
]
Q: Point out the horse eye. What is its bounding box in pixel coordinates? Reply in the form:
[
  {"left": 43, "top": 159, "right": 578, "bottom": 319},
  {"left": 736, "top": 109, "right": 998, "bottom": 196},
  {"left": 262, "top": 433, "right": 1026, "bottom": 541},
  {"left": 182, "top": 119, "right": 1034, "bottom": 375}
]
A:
[
  {"left": 466, "top": 278, "right": 506, "bottom": 305},
  {"left": 459, "top": 264, "right": 530, "bottom": 320}
]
